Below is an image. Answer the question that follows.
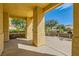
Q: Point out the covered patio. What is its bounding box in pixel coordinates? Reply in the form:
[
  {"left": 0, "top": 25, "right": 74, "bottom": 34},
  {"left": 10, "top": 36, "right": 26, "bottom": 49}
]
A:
[{"left": 0, "top": 3, "right": 79, "bottom": 56}]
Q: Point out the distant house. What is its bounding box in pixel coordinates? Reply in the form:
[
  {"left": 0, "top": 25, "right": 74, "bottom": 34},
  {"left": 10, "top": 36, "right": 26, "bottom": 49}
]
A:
[
  {"left": 65, "top": 25, "right": 73, "bottom": 32},
  {"left": 65, "top": 25, "right": 73, "bottom": 29},
  {"left": 52, "top": 26, "right": 57, "bottom": 32}
]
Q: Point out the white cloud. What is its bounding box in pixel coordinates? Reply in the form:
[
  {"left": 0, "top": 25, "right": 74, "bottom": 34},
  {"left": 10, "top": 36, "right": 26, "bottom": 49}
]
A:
[{"left": 56, "top": 3, "right": 73, "bottom": 11}]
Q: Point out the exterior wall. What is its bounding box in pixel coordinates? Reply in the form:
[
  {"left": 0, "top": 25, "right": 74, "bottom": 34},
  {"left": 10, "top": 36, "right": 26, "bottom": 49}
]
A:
[
  {"left": 72, "top": 3, "right": 79, "bottom": 56},
  {"left": 27, "top": 17, "right": 33, "bottom": 40},
  {"left": 0, "top": 4, "right": 4, "bottom": 55},
  {"left": 3, "top": 12, "right": 9, "bottom": 41}
]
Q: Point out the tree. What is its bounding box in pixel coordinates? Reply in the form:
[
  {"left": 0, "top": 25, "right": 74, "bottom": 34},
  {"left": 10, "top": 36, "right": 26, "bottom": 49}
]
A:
[
  {"left": 57, "top": 24, "right": 65, "bottom": 33},
  {"left": 46, "top": 19, "right": 58, "bottom": 31},
  {"left": 11, "top": 18, "right": 26, "bottom": 31}
]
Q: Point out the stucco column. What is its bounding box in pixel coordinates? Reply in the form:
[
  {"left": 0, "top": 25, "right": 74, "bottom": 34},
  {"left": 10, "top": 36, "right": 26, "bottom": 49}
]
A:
[
  {"left": 72, "top": 3, "right": 79, "bottom": 56},
  {"left": 25, "top": 18, "right": 27, "bottom": 39},
  {"left": 32, "top": 7, "right": 45, "bottom": 46},
  {"left": 26, "top": 17, "right": 33, "bottom": 40},
  {"left": 3, "top": 12, "right": 9, "bottom": 41},
  {"left": 0, "top": 4, "right": 4, "bottom": 55}
]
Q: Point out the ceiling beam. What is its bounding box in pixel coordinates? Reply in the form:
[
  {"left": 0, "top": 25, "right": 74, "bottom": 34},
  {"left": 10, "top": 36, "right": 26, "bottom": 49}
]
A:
[
  {"left": 43, "top": 3, "right": 63, "bottom": 13},
  {"left": 9, "top": 15, "right": 27, "bottom": 19}
]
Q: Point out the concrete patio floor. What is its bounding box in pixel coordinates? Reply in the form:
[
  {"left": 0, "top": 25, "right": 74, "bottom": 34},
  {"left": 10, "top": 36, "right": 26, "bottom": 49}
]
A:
[{"left": 2, "top": 36, "right": 71, "bottom": 56}]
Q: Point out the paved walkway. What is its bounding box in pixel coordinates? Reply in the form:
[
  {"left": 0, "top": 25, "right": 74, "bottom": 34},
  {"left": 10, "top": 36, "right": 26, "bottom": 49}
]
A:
[{"left": 2, "top": 36, "right": 71, "bottom": 56}]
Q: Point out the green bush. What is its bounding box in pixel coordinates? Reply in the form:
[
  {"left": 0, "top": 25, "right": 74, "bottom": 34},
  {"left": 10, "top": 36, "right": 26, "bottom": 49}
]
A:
[
  {"left": 10, "top": 29, "right": 25, "bottom": 33},
  {"left": 10, "top": 29, "right": 18, "bottom": 33}
]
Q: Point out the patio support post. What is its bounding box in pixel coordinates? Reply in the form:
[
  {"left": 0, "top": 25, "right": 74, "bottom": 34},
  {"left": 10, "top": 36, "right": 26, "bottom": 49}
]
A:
[
  {"left": 25, "top": 18, "right": 27, "bottom": 39},
  {"left": 0, "top": 4, "right": 4, "bottom": 55},
  {"left": 72, "top": 3, "right": 79, "bottom": 56},
  {"left": 3, "top": 12, "right": 9, "bottom": 41},
  {"left": 32, "top": 7, "right": 45, "bottom": 46},
  {"left": 26, "top": 17, "right": 33, "bottom": 40}
]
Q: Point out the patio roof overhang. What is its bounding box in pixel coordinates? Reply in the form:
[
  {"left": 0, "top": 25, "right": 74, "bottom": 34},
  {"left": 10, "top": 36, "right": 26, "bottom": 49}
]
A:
[{"left": 3, "top": 3, "right": 63, "bottom": 18}]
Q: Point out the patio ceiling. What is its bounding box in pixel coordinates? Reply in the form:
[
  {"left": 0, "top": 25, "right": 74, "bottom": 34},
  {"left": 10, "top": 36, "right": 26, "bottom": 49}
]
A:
[{"left": 3, "top": 3, "right": 62, "bottom": 18}]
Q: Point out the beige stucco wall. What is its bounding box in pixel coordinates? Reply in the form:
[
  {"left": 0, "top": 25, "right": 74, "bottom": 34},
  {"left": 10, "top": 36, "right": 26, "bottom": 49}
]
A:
[
  {"left": 25, "top": 18, "right": 27, "bottom": 39},
  {"left": 27, "top": 17, "right": 33, "bottom": 40},
  {"left": 33, "top": 7, "right": 45, "bottom": 46},
  {"left": 3, "top": 12, "right": 9, "bottom": 41},
  {"left": 72, "top": 3, "right": 79, "bottom": 56},
  {"left": 0, "top": 4, "right": 4, "bottom": 55}
]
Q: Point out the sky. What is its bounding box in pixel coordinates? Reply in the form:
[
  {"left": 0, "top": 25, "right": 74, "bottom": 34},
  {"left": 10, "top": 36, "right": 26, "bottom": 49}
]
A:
[{"left": 44, "top": 3, "right": 73, "bottom": 25}]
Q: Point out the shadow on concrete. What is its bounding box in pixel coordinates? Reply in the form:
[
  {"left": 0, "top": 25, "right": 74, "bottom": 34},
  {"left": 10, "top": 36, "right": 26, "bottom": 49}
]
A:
[
  {"left": 2, "top": 48, "right": 54, "bottom": 56},
  {"left": 17, "top": 39, "right": 33, "bottom": 46},
  {"left": 2, "top": 39, "right": 55, "bottom": 56}
]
